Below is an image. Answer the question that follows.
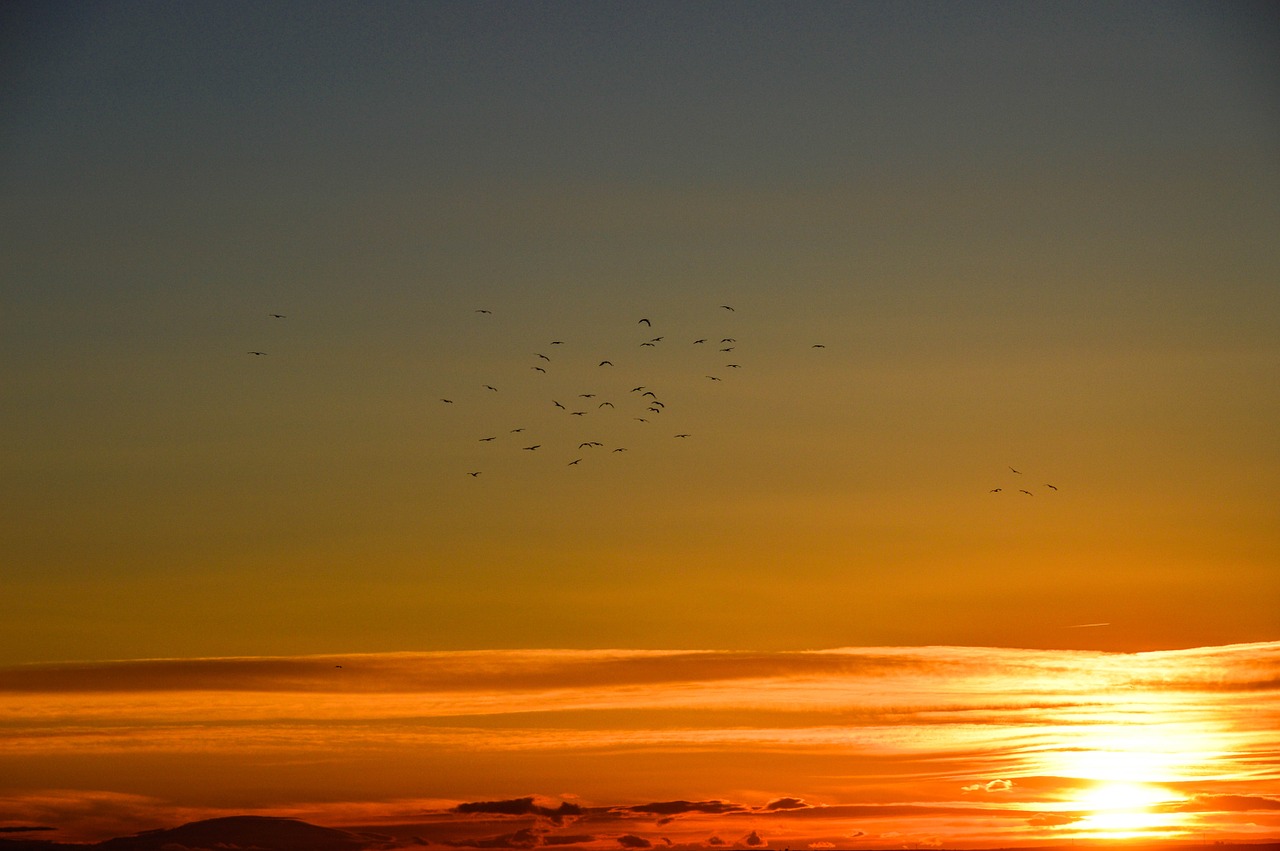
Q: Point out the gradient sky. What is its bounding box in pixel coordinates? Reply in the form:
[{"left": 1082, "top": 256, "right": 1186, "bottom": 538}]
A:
[{"left": 1, "top": 1, "right": 1279, "bottom": 845}]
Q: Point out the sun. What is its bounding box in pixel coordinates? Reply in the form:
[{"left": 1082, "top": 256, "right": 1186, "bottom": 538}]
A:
[{"left": 1074, "top": 781, "right": 1182, "bottom": 837}]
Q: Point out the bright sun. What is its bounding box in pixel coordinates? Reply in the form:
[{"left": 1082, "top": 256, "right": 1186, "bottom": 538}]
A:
[{"left": 1075, "top": 781, "right": 1182, "bottom": 836}]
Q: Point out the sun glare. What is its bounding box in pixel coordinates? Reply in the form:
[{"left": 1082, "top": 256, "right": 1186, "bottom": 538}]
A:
[{"left": 1075, "top": 781, "right": 1183, "bottom": 837}]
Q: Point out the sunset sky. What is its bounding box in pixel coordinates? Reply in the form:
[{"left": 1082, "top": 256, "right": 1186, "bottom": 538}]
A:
[{"left": 1, "top": 1, "right": 1278, "bottom": 847}]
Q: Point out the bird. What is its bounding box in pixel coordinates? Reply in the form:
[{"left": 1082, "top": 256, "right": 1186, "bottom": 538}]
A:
[
  {"left": 811, "top": 343, "right": 825, "bottom": 348},
  {"left": 989, "top": 488, "right": 1002, "bottom": 493},
  {"left": 640, "top": 342, "right": 656, "bottom": 347},
  {"left": 335, "top": 664, "right": 343, "bottom": 668},
  {"left": 1019, "top": 489, "right": 1033, "bottom": 496},
  {"left": 578, "top": 442, "right": 595, "bottom": 449},
  {"left": 638, "top": 318, "right": 651, "bottom": 326},
  {"left": 568, "top": 459, "right": 581, "bottom": 466},
  {"left": 631, "top": 386, "right": 645, "bottom": 392},
  {"left": 441, "top": 398, "right": 453, "bottom": 403},
  {"left": 553, "top": 400, "right": 565, "bottom": 409},
  {"left": 475, "top": 309, "right": 492, "bottom": 314},
  {"left": 510, "top": 428, "right": 525, "bottom": 432},
  {"left": 532, "top": 366, "right": 546, "bottom": 373},
  {"left": 536, "top": 353, "right": 551, "bottom": 361},
  {"left": 523, "top": 445, "right": 540, "bottom": 451},
  {"left": 649, "top": 336, "right": 664, "bottom": 342},
  {"left": 706, "top": 375, "right": 721, "bottom": 381},
  {"left": 599, "top": 360, "right": 613, "bottom": 366},
  {"left": 635, "top": 417, "right": 648, "bottom": 423},
  {"left": 248, "top": 351, "right": 267, "bottom": 356},
  {"left": 721, "top": 338, "right": 736, "bottom": 343},
  {"left": 479, "top": 436, "right": 497, "bottom": 442},
  {"left": 598, "top": 401, "right": 614, "bottom": 408},
  {"left": 693, "top": 338, "right": 706, "bottom": 344},
  {"left": 674, "top": 433, "right": 690, "bottom": 438},
  {"left": 268, "top": 313, "right": 286, "bottom": 318},
  {"left": 725, "top": 364, "right": 740, "bottom": 368},
  {"left": 612, "top": 448, "right": 627, "bottom": 452},
  {"left": 1045, "top": 483, "right": 1058, "bottom": 491},
  {"left": 467, "top": 472, "right": 481, "bottom": 477},
  {"left": 570, "top": 411, "right": 586, "bottom": 416},
  {"left": 579, "top": 393, "right": 595, "bottom": 398},
  {"left": 1009, "top": 467, "right": 1021, "bottom": 474},
  {"left": 720, "top": 346, "right": 734, "bottom": 352},
  {"left": 720, "top": 305, "right": 734, "bottom": 311},
  {"left": 484, "top": 385, "right": 497, "bottom": 391},
  {"left": 642, "top": 391, "right": 657, "bottom": 398},
  {"left": 550, "top": 340, "right": 564, "bottom": 345}
]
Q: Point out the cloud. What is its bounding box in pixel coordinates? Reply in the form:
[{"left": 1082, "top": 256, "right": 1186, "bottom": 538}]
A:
[
  {"left": 741, "top": 830, "right": 766, "bottom": 847},
  {"left": 807, "top": 843, "right": 835, "bottom": 849},
  {"left": 618, "top": 835, "right": 653, "bottom": 848},
  {"left": 761, "top": 798, "right": 809, "bottom": 811},
  {"left": 707, "top": 837, "right": 726, "bottom": 846},
  {"left": 452, "top": 798, "right": 582, "bottom": 825},
  {"left": 1027, "top": 814, "right": 1081, "bottom": 827},
  {"left": 1165, "top": 794, "right": 1280, "bottom": 812},
  {"left": 961, "top": 780, "right": 1012, "bottom": 793},
  {"left": 619, "top": 801, "right": 746, "bottom": 817}
]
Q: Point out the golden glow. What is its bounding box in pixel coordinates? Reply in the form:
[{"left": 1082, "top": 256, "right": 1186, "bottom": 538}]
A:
[{"left": 1074, "top": 781, "right": 1184, "bottom": 837}]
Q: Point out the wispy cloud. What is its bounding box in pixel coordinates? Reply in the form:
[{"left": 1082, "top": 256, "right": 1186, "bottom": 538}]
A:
[{"left": 1, "top": 643, "right": 1276, "bottom": 846}]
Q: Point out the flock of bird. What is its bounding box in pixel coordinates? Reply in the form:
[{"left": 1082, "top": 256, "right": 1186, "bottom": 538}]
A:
[
  {"left": 441, "top": 304, "right": 824, "bottom": 478},
  {"left": 246, "top": 308, "right": 1057, "bottom": 496}
]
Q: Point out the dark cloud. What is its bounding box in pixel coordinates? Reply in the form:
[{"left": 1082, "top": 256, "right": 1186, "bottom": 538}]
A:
[
  {"left": 761, "top": 798, "right": 809, "bottom": 811},
  {"left": 453, "top": 798, "right": 583, "bottom": 825},
  {"left": 1165, "top": 794, "right": 1280, "bottom": 812},
  {"left": 0, "top": 827, "right": 56, "bottom": 833},
  {"left": 619, "top": 801, "right": 745, "bottom": 817},
  {"left": 458, "top": 828, "right": 545, "bottom": 849},
  {"left": 1027, "top": 814, "right": 1081, "bottom": 827},
  {"left": 741, "top": 831, "right": 765, "bottom": 847},
  {"left": 707, "top": 838, "right": 726, "bottom": 846},
  {"left": 617, "top": 835, "right": 653, "bottom": 848}
]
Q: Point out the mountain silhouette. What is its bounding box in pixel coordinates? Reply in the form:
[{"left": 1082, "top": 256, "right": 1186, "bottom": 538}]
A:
[{"left": 0, "top": 816, "right": 391, "bottom": 851}]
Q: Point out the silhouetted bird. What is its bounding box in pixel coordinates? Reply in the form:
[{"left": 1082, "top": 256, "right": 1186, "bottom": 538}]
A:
[
  {"left": 638, "top": 318, "right": 651, "bottom": 326},
  {"left": 693, "top": 339, "right": 706, "bottom": 344},
  {"left": 812, "top": 344, "right": 825, "bottom": 348},
  {"left": 468, "top": 472, "right": 481, "bottom": 477},
  {"left": 268, "top": 314, "right": 286, "bottom": 318},
  {"left": 1020, "top": 489, "right": 1033, "bottom": 496},
  {"left": 1009, "top": 467, "right": 1021, "bottom": 474},
  {"left": 536, "top": 353, "right": 550, "bottom": 361},
  {"left": 479, "top": 437, "right": 496, "bottom": 442},
  {"left": 721, "top": 305, "right": 734, "bottom": 311},
  {"left": 675, "top": 433, "right": 690, "bottom": 438},
  {"left": 553, "top": 400, "right": 566, "bottom": 409},
  {"left": 568, "top": 459, "right": 581, "bottom": 465},
  {"left": 1045, "top": 484, "right": 1058, "bottom": 491},
  {"left": 598, "top": 401, "right": 614, "bottom": 408},
  {"left": 523, "top": 445, "right": 540, "bottom": 451},
  {"left": 248, "top": 351, "right": 267, "bottom": 356},
  {"left": 532, "top": 366, "right": 546, "bottom": 373},
  {"left": 989, "top": 488, "right": 1002, "bottom": 493},
  {"left": 484, "top": 385, "right": 497, "bottom": 391},
  {"left": 599, "top": 360, "right": 612, "bottom": 366},
  {"left": 707, "top": 375, "right": 721, "bottom": 381},
  {"left": 475, "top": 309, "right": 492, "bottom": 314},
  {"left": 441, "top": 398, "right": 453, "bottom": 403}
]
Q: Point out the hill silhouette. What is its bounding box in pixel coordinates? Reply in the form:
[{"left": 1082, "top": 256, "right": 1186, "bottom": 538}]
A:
[{"left": 0, "top": 816, "right": 392, "bottom": 851}]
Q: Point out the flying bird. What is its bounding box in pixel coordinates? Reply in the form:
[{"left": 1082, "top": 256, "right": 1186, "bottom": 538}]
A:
[
  {"left": 693, "top": 338, "right": 706, "bottom": 344},
  {"left": 268, "top": 314, "right": 286, "bottom": 318},
  {"left": 989, "top": 488, "right": 1002, "bottom": 493},
  {"left": 598, "top": 401, "right": 614, "bottom": 408},
  {"left": 568, "top": 459, "right": 581, "bottom": 466},
  {"left": 475, "top": 309, "right": 492, "bottom": 314},
  {"left": 1019, "top": 489, "right": 1034, "bottom": 496},
  {"left": 570, "top": 411, "right": 586, "bottom": 416},
  {"left": 720, "top": 346, "right": 734, "bottom": 352},
  {"left": 579, "top": 393, "right": 595, "bottom": 398},
  {"left": 532, "top": 366, "right": 546, "bottom": 373},
  {"left": 812, "top": 343, "right": 825, "bottom": 348},
  {"left": 440, "top": 398, "right": 453, "bottom": 403},
  {"left": 553, "top": 400, "right": 566, "bottom": 409},
  {"left": 638, "top": 318, "right": 651, "bottom": 326},
  {"left": 1009, "top": 467, "right": 1021, "bottom": 474},
  {"left": 720, "top": 305, "right": 734, "bottom": 311},
  {"left": 247, "top": 351, "right": 267, "bottom": 355},
  {"left": 467, "top": 472, "right": 481, "bottom": 477},
  {"left": 640, "top": 342, "right": 656, "bottom": 347},
  {"left": 1045, "top": 483, "right": 1058, "bottom": 491},
  {"left": 599, "top": 360, "right": 613, "bottom": 366},
  {"left": 536, "top": 353, "right": 551, "bottom": 361},
  {"left": 706, "top": 375, "right": 721, "bottom": 381},
  {"left": 726, "top": 363, "right": 740, "bottom": 368},
  {"left": 523, "top": 445, "right": 541, "bottom": 451},
  {"left": 510, "top": 428, "right": 525, "bottom": 432},
  {"left": 479, "top": 437, "right": 496, "bottom": 442},
  {"left": 484, "top": 385, "right": 497, "bottom": 391},
  {"left": 674, "top": 433, "right": 690, "bottom": 438},
  {"left": 612, "top": 448, "right": 627, "bottom": 452},
  {"left": 550, "top": 340, "right": 564, "bottom": 345}
]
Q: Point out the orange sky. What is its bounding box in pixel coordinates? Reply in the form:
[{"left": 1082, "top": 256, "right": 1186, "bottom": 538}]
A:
[
  {"left": 2, "top": 643, "right": 1278, "bottom": 846},
  {"left": 1, "top": 2, "right": 1277, "bottom": 845}
]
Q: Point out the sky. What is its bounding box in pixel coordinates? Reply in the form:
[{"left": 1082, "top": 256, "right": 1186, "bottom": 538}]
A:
[{"left": 1, "top": 0, "right": 1278, "bottom": 846}]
